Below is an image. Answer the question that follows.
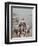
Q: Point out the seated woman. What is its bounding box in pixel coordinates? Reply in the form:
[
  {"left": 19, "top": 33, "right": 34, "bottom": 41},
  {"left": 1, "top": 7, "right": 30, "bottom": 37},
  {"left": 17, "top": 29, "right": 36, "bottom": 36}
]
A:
[{"left": 18, "top": 21, "right": 27, "bottom": 37}]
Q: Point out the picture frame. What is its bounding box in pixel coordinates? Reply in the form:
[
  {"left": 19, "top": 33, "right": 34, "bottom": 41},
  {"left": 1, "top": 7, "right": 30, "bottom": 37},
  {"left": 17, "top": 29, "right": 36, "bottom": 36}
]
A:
[{"left": 5, "top": 2, "right": 37, "bottom": 44}]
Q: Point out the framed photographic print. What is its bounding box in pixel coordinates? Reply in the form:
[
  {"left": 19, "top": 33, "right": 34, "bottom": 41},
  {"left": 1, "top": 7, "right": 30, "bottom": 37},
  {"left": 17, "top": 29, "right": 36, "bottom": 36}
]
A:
[{"left": 5, "top": 2, "right": 37, "bottom": 44}]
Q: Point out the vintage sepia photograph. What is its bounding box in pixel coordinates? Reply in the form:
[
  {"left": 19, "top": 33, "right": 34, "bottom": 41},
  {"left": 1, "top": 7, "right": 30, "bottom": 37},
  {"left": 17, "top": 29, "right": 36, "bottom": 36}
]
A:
[{"left": 11, "top": 8, "right": 32, "bottom": 39}]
